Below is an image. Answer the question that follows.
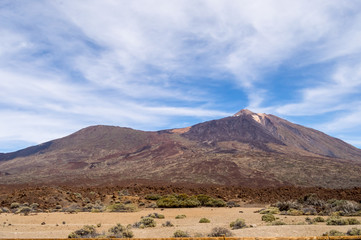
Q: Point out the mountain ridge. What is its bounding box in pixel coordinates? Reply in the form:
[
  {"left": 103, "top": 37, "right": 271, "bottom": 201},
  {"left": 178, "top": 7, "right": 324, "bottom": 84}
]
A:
[{"left": 0, "top": 109, "right": 360, "bottom": 188}]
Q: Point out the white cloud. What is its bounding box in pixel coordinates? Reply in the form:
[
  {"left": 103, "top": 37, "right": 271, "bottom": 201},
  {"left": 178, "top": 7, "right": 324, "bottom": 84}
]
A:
[
  {"left": 318, "top": 106, "right": 361, "bottom": 133},
  {"left": 275, "top": 63, "right": 361, "bottom": 116},
  {"left": 1, "top": 0, "right": 361, "bottom": 150}
]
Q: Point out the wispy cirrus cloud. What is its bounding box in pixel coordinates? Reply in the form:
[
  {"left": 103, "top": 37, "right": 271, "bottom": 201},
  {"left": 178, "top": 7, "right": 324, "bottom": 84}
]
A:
[{"left": 275, "top": 63, "right": 361, "bottom": 116}]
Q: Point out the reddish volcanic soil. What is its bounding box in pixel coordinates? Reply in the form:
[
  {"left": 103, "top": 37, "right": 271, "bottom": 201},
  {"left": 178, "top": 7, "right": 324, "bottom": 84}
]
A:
[{"left": 1, "top": 184, "right": 361, "bottom": 210}]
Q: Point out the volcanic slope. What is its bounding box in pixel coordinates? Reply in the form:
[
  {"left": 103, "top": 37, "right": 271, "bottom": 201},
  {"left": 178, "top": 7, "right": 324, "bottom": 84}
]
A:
[{"left": 0, "top": 109, "right": 360, "bottom": 188}]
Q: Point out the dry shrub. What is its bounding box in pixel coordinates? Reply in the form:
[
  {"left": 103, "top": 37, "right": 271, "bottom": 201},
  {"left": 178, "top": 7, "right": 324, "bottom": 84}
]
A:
[
  {"left": 208, "top": 227, "right": 233, "bottom": 237},
  {"left": 173, "top": 230, "right": 190, "bottom": 238},
  {"left": 230, "top": 218, "right": 246, "bottom": 229}
]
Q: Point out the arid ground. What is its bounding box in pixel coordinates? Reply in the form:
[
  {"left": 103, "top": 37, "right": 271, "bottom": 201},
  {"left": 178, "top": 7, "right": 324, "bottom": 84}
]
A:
[{"left": 1, "top": 207, "right": 361, "bottom": 238}]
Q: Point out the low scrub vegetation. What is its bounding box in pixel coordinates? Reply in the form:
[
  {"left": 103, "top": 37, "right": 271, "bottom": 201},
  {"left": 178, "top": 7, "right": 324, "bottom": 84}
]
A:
[
  {"left": 173, "top": 230, "right": 190, "bottom": 238},
  {"left": 226, "top": 201, "right": 241, "bottom": 208},
  {"left": 273, "top": 194, "right": 361, "bottom": 216},
  {"left": 144, "top": 194, "right": 161, "bottom": 200},
  {"left": 156, "top": 194, "right": 225, "bottom": 208},
  {"left": 326, "top": 216, "right": 360, "bottom": 225},
  {"left": 175, "top": 214, "right": 186, "bottom": 219},
  {"left": 68, "top": 225, "right": 99, "bottom": 238},
  {"left": 323, "top": 228, "right": 361, "bottom": 236},
  {"left": 162, "top": 221, "right": 174, "bottom": 227},
  {"left": 313, "top": 216, "right": 325, "bottom": 222},
  {"left": 208, "top": 227, "right": 233, "bottom": 237},
  {"left": 261, "top": 213, "right": 276, "bottom": 222},
  {"left": 145, "top": 212, "right": 164, "bottom": 219},
  {"left": 108, "top": 223, "right": 134, "bottom": 238},
  {"left": 3, "top": 202, "right": 45, "bottom": 215},
  {"left": 68, "top": 223, "right": 134, "bottom": 239},
  {"left": 259, "top": 207, "right": 280, "bottom": 214},
  {"left": 106, "top": 203, "right": 137, "bottom": 212},
  {"left": 133, "top": 217, "right": 156, "bottom": 228},
  {"left": 230, "top": 218, "right": 246, "bottom": 229},
  {"left": 68, "top": 224, "right": 134, "bottom": 238},
  {"left": 199, "top": 217, "right": 211, "bottom": 223},
  {"left": 322, "top": 230, "right": 345, "bottom": 236},
  {"left": 270, "top": 220, "right": 286, "bottom": 225}
]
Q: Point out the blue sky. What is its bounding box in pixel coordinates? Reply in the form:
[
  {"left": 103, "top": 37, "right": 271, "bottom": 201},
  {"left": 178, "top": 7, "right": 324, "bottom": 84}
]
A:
[{"left": 1, "top": 0, "right": 361, "bottom": 152}]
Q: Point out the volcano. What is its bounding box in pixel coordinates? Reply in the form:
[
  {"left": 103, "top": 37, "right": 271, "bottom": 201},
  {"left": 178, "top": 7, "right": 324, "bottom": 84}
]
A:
[{"left": 1, "top": 109, "right": 360, "bottom": 188}]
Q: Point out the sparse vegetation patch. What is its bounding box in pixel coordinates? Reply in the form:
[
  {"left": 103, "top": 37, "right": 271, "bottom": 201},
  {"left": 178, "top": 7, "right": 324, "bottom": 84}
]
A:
[
  {"left": 108, "top": 223, "right": 134, "bottom": 238},
  {"left": 326, "top": 216, "right": 360, "bottom": 225},
  {"left": 273, "top": 194, "right": 361, "bottom": 216},
  {"left": 162, "top": 221, "right": 174, "bottom": 227},
  {"left": 323, "top": 228, "right": 361, "bottom": 236},
  {"left": 199, "top": 217, "right": 210, "bottom": 223},
  {"left": 156, "top": 194, "right": 225, "bottom": 208},
  {"left": 145, "top": 212, "right": 164, "bottom": 219},
  {"left": 173, "top": 230, "right": 190, "bottom": 238},
  {"left": 133, "top": 217, "right": 156, "bottom": 228},
  {"left": 208, "top": 227, "right": 234, "bottom": 237},
  {"left": 68, "top": 225, "right": 99, "bottom": 238},
  {"left": 230, "top": 218, "right": 246, "bottom": 229},
  {"left": 261, "top": 213, "right": 276, "bottom": 222},
  {"left": 106, "top": 203, "right": 137, "bottom": 212}
]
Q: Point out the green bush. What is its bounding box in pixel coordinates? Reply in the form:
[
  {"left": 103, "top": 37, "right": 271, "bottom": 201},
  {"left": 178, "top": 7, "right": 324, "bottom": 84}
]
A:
[
  {"left": 287, "top": 209, "right": 303, "bottom": 216},
  {"left": 146, "top": 213, "right": 164, "bottom": 219},
  {"left": 10, "top": 202, "right": 20, "bottom": 209},
  {"left": 175, "top": 214, "right": 186, "bottom": 219},
  {"left": 156, "top": 194, "right": 224, "bottom": 208},
  {"left": 68, "top": 225, "right": 99, "bottom": 238},
  {"left": 270, "top": 221, "right": 286, "bottom": 225},
  {"left": 230, "top": 218, "right": 246, "bottom": 229},
  {"left": 107, "top": 203, "right": 137, "bottom": 212},
  {"left": 196, "top": 194, "right": 212, "bottom": 205},
  {"left": 173, "top": 230, "right": 190, "bottom": 238},
  {"left": 145, "top": 194, "right": 161, "bottom": 200},
  {"left": 313, "top": 216, "right": 325, "bottom": 222},
  {"left": 327, "top": 217, "right": 347, "bottom": 225},
  {"left": 347, "top": 228, "right": 361, "bottom": 236},
  {"left": 16, "top": 207, "right": 32, "bottom": 215},
  {"left": 262, "top": 213, "right": 276, "bottom": 222},
  {"left": 133, "top": 217, "right": 156, "bottom": 228},
  {"left": 181, "top": 196, "right": 202, "bottom": 207},
  {"left": 322, "top": 230, "right": 345, "bottom": 236},
  {"left": 327, "top": 217, "right": 360, "bottom": 225},
  {"left": 199, "top": 217, "right": 210, "bottom": 223},
  {"left": 204, "top": 198, "right": 226, "bottom": 207},
  {"left": 162, "top": 221, "right": 174, "bottom": 227},
  {"left": 347, "top": 218, "right": 361, "bottom": 225},
  {"left": 108, "top": 223, "right": 133, "bottom": 238},
  {"left": 208, "top": 227, "right": 233, "bottom": 237},
  {"left": 30, "top": 203, "right": 39, "bottom": 210},
  {"left": 259, "top": 207, "right": 280, "bottom": 214},
  {"left": 156, "top": 195, "right": 181, "bottom": 208}
]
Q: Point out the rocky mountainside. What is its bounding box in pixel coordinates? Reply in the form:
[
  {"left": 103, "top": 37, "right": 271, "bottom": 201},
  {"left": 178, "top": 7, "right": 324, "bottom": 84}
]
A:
[{"left": 0, "top": 109, "right": 361, "bottom": 188}]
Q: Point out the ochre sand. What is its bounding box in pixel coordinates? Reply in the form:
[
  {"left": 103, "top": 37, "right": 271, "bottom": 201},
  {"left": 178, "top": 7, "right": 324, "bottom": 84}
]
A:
[{"left": 0, "top": 207, "right": 360, "bottom": 238}]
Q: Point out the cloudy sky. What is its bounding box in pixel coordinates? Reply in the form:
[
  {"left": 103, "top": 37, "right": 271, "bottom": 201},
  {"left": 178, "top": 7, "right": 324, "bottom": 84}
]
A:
[{"left": 1, "top": 0, "right": 361, "bottom": 152}]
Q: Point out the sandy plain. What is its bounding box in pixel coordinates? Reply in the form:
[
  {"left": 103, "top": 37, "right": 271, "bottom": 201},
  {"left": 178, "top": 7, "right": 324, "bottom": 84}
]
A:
[{"left": 0, "top": 207, "right": 361, "bottom": 238}]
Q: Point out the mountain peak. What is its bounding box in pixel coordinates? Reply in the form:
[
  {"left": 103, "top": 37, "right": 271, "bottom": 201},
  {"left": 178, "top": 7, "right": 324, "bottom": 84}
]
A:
[
  {"left": 233, "top": 109, "right": 255, "bottom": 116},
  {"left": 233, "top": 109, "right": 267, "bottom": 125}
]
